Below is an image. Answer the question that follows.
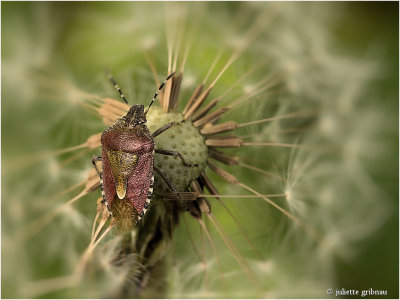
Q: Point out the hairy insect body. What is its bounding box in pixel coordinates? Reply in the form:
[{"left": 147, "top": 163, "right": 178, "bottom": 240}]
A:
[{"left": 101, "top": 105, "right": 155, "bottom": 228}]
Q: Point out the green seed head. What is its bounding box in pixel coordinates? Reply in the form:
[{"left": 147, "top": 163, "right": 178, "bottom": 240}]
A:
[{"left": 146, "top": 106, "right": 208, "bottom": 196}]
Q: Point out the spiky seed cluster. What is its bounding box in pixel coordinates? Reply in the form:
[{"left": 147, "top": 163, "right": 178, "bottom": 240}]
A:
[{"left": 146, "top": 107, "right": 208, "bottom": 195}]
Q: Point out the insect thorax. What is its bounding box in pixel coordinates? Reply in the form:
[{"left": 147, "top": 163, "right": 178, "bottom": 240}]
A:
[{"left": 101, "top": 118, "right": 154, "bottom": 154}]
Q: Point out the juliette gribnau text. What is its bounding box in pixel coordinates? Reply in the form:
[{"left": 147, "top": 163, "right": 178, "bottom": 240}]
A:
[{"left": 326, "top": 288, "right": 388, "bottom": 297}]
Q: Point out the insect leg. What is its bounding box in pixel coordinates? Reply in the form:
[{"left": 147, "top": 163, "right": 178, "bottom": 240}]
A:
[
  {"left": 152, "top": 121, "right": 184, "bottom": 138},
  {"left": 155, "top": 149, "right": 198, "bottom": 167},
  {"left": 154, "top": 166, "right": 182, "bottom": 201},
  {"left": 92, "top": 155, "right": 102, "bottom": 175},
  {"left": 92, "top": 156, "right": 112, "bottom": 214}
]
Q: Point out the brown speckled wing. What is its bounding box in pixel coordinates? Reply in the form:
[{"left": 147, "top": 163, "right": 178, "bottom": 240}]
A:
[{"left": 126, "top": 152, "right": 154, "bottom": 214}]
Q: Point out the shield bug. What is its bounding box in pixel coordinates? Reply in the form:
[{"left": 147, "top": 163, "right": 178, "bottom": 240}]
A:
[{"left": 92, "top": 72, "right": 197, "bottom": 231}]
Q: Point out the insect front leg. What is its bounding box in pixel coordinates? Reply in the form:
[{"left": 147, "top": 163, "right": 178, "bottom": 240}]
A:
[
  {"left": 92, "top": 155, "right": 112, "bottom": 214},
  {"left": 155, "top": 149, "right": 198, "bottom": 167},
  {"left": 152, "top": 121, "right": 184, "bottom": 138}
]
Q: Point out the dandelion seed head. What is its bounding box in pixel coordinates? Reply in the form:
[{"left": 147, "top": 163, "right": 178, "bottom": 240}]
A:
[
  {"left": 319, "top": 112, "right": 337, "bottom": 136},
  {"left": 284, "top": 59, "right": 301, "bottom": 76},
  {"left": 230, "top": 36, "right": 247, "bottom": 51},
  {"left": 98, "top": 236, "right": 124, "bottom": 267},
  {"left": 342, "top": 136, "right": 362, "bottom": 163},
  {"left": 61, "top": 205, "right": 85, "bottom": 229},
  {"left": 284, "top": 189, "right": 292, "bottom": 202},
  {"left": 286, "top": 80, "right": 299, "bottom": 94},
  {"left": 257, "top": 260, "right": 275, "bottom": 274},
  {"left": 283, "top": 187, "right": 305, "bottom": 217},
  {"left": 141, "top": 36, "right": 157, "bottom": 50},
  {"left": 242, "top": 83, "right": 256, "bottom": 95},
  {"left": 9, "top": 201, "right": 25, "bottom": 221},
  {"left": 318, "top": 186, "right": 336, "bottom": 206},
  {"left": 192, "top": 260, "right": 211, "bottom": 274},
  {"left": 64, "top": 88, "right": 85, "bottom": 107},
  {"left": 318, "top": 230, "right": 351, "bottom": 260},
  {"left": 46, "top": 158, "right": 61, "bottom": 180},
  {"left": 182, "top": 74, "right": 196, "bottom": 89}
]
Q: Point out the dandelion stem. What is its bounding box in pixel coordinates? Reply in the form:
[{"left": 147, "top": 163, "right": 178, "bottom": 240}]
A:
[
  {"left": 91, "top": 209, "right": 101, "bottom": 240},
  {"left": 197, "top": 218, "right": 225, "bottom": 286},
  {"left": 207, "top": 161, "right": 319, "bottom": 239},
  {"left": 215, "top": 198, "right": 263, "bottom": 259},
  {"left": 198, "top": 193, "right": 286, "bottom": 198},
  {"left": 59, "top": 148, "right": 91, "bottom": 167},
  {"left": 92, "top": 223, "right": 113, "bottom": 249},
  {"left": 199, "top": 173, "right": 263, "bottom": 259},
  {"left": 9, "top": 143, "right": 88, "bottom": 172},
  {"left": 238, "top": 182, "right": 320, "bottom": 240},
  {"left": 143, "top": 52, "right": 161, "bottom": 87},
  {"left": 180, "top": 39, "right": 190, "bottom": 73},
  {"left": 24, "top": 275, "right": 78, "bottom": 298},
  {"left": 182, "top": 84, "right": 204, "bottom": 115},
  {"left": 211, "top": 51, "right": 239, "bottom": 89},
  {"left": 238, "top": 161, "right": 285, "bottom": 181},
  {"left": 207, "top": 213, "right": 257, "bottom": 284},
  {"left": 23, "top": 220, "right": 113, "bottom": 298},
  {"left": 44, "top": 180, "right": 86, "bottom": 202},
  {"left": 219, "top": 63, "right": 264, "bottom": 100},
  {"left": 243, "top": 142, "right": 306, "bottom": 149},
  {"left": 185, "top": 51, "right": 239, "bottom": 120},
  {"left": 20, "top": 189, "right": 88, "bottom": 242},
  {"left": 238, "top": 108, "right": 317, "bottom": 128},
  {"left": 183, "top": 214, "right": 202, "bottom": 262},
  {"left": 203, "top": 49, "right": 223, "bottom": 84},
  {"left": 238, "top": 182, "right": 301, "bottom": 225}
]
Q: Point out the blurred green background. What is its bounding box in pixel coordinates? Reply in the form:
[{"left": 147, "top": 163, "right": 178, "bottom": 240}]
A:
[{"left": 2, "top": 2, "right": 398, "bottom": 298}]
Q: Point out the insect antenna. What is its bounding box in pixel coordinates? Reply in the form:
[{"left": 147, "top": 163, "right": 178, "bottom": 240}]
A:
[
  {"left": 144, "top": 71, "right": 176, "bottom": 115},
  {"left": 107, "top": 72, "right": 129, "bottom": 105}
]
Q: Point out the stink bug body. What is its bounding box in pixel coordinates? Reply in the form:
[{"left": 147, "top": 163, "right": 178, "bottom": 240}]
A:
[{"left": 92, "top": 71, "right": 196, "bottom": 229}]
